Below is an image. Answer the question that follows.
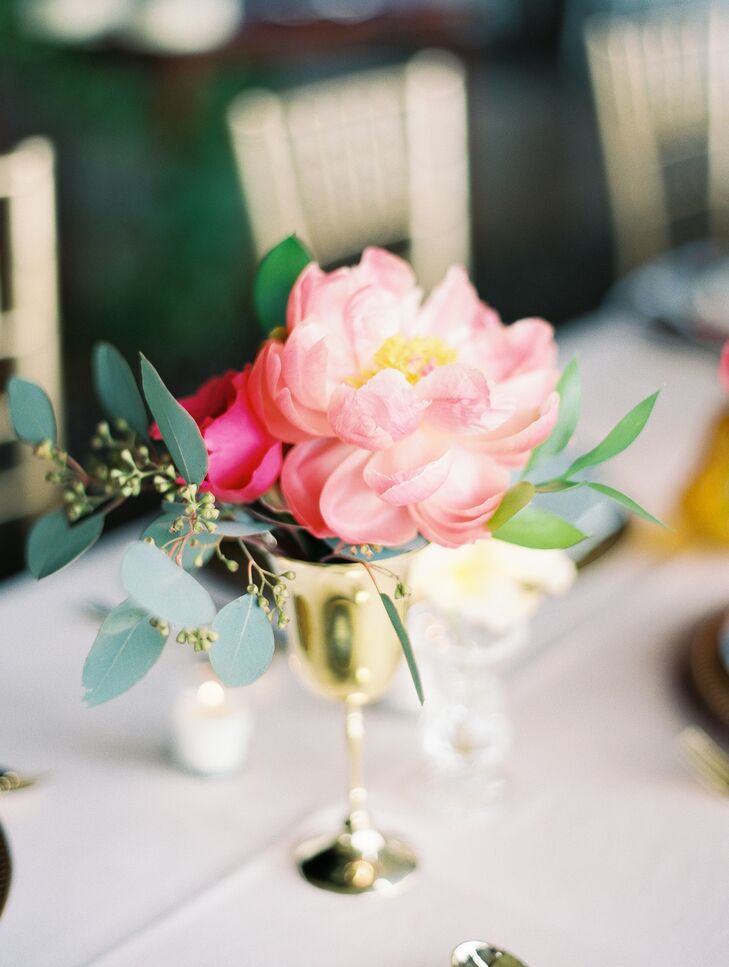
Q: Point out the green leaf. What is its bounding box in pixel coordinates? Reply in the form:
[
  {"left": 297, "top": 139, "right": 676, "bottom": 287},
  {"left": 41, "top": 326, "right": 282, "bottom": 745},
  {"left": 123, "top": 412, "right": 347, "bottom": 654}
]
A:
[
  {"left": 142, "top": 514, "right": 218, "bottom": 569},
  {"left": 93, "top": 342, "right": 149, "bottom": 439},
  {"left": 27, "top": 510, "right": 104, "bottom": 578},
  {"left": 525, "top": 358, "right": 581, "bottom": 473},
  {"left": 585, "top": 482, "right": 665, "bottom": 527},
  {"left": 140, "top": 356, "right": 208, "bottom": 485},
  {"left": 209, "top": 593, "right": 275, "bottom": 686},
  {"left": 7, "top": 377, "right": 57, "bottom": 445},
  {"left": 121, "top": 541, "right": 215, "bottom": 627},
  {"left": 564, "top": 391, "right": 659, "bottom": 478},
  {"left": 492, "top": 505, "right": 587, "bottom": 549},
  {"left": 253, "top": 235, "right": 312, "bottom": 334},
  {"left": 488, "top": 482, "right": 536, "bottom": 531},
  {"left": 380, "top": 593, "right": 424, "bottom": 705},
  {"left": 83, "top": 599, "right": 167, "bottom": 706},
  {"left": 534, "top": 479, "right": 582, "bottom": 493}
]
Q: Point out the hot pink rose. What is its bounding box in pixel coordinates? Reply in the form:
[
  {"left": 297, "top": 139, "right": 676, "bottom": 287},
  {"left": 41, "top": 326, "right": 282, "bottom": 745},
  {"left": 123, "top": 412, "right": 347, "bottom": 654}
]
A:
[
  {"left": 152, "top": 368, "right": 282, "bottom": 503},
  {"left": 720, "top": 341, "right": 729, "bottom": 393},
  {"left": 250, "top": 248, "right": 559, "bottom": 547}
]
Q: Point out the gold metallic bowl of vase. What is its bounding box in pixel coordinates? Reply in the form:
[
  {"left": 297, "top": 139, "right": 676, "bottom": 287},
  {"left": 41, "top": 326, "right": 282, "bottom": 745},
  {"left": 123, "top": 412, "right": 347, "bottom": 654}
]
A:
[{"left": 275, "top": 552, "right": 417, "bottom": 896}]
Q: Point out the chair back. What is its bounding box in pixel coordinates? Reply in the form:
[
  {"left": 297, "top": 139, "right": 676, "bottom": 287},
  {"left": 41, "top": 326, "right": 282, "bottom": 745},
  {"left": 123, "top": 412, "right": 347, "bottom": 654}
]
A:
[
  {"left": 586, "top": 5, "right": 729, "bottom": 271},
  {"left": 0, "top": 138, "right": 62, "bottom": 525},
  {"left": 228, "top": 49, "right": 471, "bottom": 291}
]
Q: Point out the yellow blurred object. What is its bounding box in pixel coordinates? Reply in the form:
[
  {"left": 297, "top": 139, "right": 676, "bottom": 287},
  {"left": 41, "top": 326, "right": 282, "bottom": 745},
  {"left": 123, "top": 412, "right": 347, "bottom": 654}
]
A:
[{"left": 682, "top": 409, "right": 729, "bottom": 544}]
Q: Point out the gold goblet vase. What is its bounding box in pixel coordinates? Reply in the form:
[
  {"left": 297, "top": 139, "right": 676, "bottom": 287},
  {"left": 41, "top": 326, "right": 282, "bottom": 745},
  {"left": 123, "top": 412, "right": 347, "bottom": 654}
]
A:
[{"left": 276, "top": 553, "right": 417, "bottom": 895}]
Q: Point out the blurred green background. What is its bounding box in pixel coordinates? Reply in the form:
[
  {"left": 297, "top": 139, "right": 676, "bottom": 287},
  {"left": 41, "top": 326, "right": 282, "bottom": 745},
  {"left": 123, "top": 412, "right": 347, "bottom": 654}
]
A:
[{"left": 1, "top": 0, "right": 658, "bottom": 575}]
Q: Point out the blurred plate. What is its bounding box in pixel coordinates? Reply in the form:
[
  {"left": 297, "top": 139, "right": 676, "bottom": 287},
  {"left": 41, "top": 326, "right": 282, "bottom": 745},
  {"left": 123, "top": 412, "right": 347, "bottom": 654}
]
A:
[
  {"left": 687, "top": 610, "right": 729, "bottom": 730},
  {"left": 0, "top": 822, "right": 11, "bottom": 917},
  {"left": 609, "top": 240, "right": 729, "bottom": 347}
]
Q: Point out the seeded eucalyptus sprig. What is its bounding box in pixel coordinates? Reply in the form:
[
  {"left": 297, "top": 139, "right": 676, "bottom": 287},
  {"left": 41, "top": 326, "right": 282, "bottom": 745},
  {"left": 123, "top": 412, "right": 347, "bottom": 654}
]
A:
[
  {"left": 5, "top": 237, "right": 426, "bottom": 708},
  {"left": 7, "top": 344, "right": 282, "bottom": 704}
]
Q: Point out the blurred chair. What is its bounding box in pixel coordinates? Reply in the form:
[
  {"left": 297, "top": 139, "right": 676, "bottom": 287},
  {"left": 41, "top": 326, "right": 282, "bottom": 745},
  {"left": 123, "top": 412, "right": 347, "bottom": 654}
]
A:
[
  {"left": 228, "top": 49, "right": 471, "bottom": 291},
  {"left": 0, "top": 138, "right": 62, "bottom": 525},
  {"left": 586, "top": 5, "right": 729, "bottom": 272}
]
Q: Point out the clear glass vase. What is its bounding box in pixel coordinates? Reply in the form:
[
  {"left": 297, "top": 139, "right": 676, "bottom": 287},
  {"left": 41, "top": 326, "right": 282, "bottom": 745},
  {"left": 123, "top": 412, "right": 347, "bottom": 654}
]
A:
[{"left": 408, "top": 603, "right": 527, "bottom": 816}]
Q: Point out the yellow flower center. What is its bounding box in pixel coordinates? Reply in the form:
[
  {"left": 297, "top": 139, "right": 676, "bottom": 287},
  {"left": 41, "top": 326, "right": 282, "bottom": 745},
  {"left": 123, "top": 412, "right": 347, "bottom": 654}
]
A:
[{"left": 351, "top": 334, "right": 457, "bottom": 387}]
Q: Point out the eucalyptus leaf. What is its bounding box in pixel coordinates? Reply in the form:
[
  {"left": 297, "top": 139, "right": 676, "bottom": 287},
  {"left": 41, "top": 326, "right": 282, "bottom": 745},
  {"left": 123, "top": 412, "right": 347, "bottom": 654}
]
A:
[
  {"left": 142, "top": 514, "right": 218, "bottom": 569},
  {"left": 214, "top": 518, "right": 271, "bottom": 537},
  {"left": 93, "top": 342, "right": 149, "bottom": 439},
  {"left": 209, "top": 594, "right": 275, "bottom": 686},
  {"left": 525, "top": 358, "right": 581, "bottom": 473},
  {"left": 27, "top": 510, "right": 104, "bottom": 578},
  {"left": 7, "top": 377, "right": 57, "bottom": 445},
  {"left": 492, "top": 505, "right": 587, "bottom": 549},
  {"left": 564, "top": 391, "right": 659, "bottom": 478},
  {"left": 488, "top": 482, "right": 535, "bottom": 531},
  {"left": 380, "top": 593, "right": 424, "bottom": 705},
  {"left": 253, "top": 235, "right": 312, "bottom": 334},
  {"left": 585, "top": 482, "right": 665, "bottom": 527},
  {"left": 140, "top": 356, "right": 208, "bottom": 485},
  {"left": 82, "top": 599, "right": 166, "bottom": 706},
  {"left": 121, "top": 541, "right": 215, "bottom": 627}
]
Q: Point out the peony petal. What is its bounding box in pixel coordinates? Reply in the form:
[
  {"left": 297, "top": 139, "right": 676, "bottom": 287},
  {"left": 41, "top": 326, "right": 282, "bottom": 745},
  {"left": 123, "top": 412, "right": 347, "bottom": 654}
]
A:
[
  {"left": 475, "top": 317, "right": 558, "bottom": 383},
  {"left": 411, "top": 449, "right": 510, "bottom": 547},
  {"left": 417, "top": 266, "right": 501, "bottom": 347},
  {"left": 280, "top": 439, "right": 350, "bottom": 538},
  {"left": 358, "top": 247, "right": 416, "bottom": 294},
  {"left": 342, "top": 286, "right": 406, "bottom": 372},
  {"left": 281, "top": 322, "right": 330, "bottom": 412},
  {"left": 478, "top": 391, "right": 559, "bottom": 465},
  {"left": 328, "top": 369, "right": 427, "bottom": 450},
  {"left": 249, "top": 340, "right": 331, "bottom": 443},
  {"left": 363, "top": 430, "right": 452, "bottom": 505},
  {"left": 287, "top": 263, "right": 350, "bottom": 331},
  {"left": 320, "top": 448, "right": 419, "bottom": 546},
  {"left": 490, "top": 368, "right": 558, "bottom": 413},
  {"left": 416, "top": 363, "right": 493, "bottom": 431}
]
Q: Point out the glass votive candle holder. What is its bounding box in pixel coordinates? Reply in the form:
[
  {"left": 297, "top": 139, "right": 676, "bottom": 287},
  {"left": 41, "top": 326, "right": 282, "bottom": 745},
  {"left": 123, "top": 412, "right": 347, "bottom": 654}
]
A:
[{"left": 171, "top": 665, "right": 253, "bottom": 777}]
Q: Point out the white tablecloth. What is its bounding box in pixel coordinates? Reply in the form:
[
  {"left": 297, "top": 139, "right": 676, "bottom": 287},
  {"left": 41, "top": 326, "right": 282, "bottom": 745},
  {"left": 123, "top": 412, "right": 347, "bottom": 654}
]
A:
[{"left": 2, "top": 314, "right": 728, "bottom": 967}]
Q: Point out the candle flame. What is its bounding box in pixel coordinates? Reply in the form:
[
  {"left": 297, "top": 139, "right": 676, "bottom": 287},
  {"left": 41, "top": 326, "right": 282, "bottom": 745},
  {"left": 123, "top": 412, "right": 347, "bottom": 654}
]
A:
[{"left": 197, "top": 680, "right": 226, "bottom": 709}]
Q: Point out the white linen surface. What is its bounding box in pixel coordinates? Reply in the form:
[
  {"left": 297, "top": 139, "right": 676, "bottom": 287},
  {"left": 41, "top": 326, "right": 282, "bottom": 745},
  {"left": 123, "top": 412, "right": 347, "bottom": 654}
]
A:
[{"left": 1, "top": 315, "right": 728, "bottom": 966}]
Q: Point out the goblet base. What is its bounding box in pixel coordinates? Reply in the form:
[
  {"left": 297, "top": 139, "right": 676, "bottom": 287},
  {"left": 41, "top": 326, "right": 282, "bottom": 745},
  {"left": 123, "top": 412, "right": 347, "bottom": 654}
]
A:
[{"left": 295, "top": 818, "right": 417, "bottom": 895}]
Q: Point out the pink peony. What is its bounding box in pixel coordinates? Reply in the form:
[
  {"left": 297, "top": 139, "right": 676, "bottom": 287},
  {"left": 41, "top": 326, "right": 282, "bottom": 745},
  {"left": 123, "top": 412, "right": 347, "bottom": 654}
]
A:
[
  {"left": 249, "top": 248, "right": 559, "bottom": 547},
  {"left": 152, "top": 368, "right": 282, "bottom": 503}
]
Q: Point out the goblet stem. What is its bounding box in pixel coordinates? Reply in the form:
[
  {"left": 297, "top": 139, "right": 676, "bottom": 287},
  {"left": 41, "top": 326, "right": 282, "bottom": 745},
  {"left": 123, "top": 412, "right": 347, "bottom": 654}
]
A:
[{"left": 345, "top": 697, "right": 369, "bottom": 832}]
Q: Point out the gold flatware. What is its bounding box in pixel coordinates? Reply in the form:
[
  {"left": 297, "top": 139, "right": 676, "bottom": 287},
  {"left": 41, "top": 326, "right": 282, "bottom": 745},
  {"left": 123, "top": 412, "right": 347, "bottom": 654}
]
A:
[
  {"left": 0, "top": 823, "right": 11, "bottom": 917},
  {"left": 452, "top": 940, "right": 528, "bottom": 966},
  {"left": 678, "top": 726, "right": 729, "bottom": 796},
  {"left": 0, "top": 769, "right": 37, "bottom": 794}
]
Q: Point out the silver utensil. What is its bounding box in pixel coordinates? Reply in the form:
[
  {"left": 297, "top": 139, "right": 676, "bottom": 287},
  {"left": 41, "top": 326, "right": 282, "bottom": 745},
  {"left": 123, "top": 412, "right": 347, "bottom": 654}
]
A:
[
  {"left": 452, "top": 940, "right": 528, "bottom": 966},
  {"left": 0, "top": 768, "right": 37, "bottom": 794},
  {"left": 677, "top": 726, "right": 729, "bottom": 796}
]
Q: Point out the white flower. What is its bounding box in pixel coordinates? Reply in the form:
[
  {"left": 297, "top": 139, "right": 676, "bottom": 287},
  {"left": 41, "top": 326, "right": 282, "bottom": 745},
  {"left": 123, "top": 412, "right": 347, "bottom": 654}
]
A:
[{"left": 409, "top": 538, "right": 576, "bottom": 634}]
